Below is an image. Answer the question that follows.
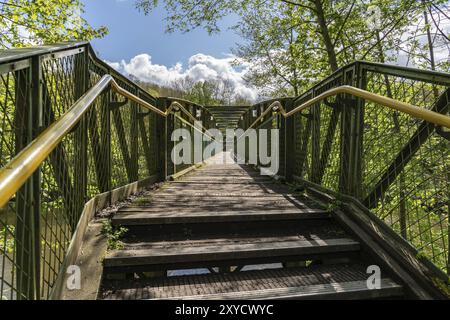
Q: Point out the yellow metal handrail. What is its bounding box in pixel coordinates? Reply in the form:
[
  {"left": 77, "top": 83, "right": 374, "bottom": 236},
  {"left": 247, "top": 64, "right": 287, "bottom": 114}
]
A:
[
  {"left": 238, "top": 85, "right": 450, "bottom": 140},
  {"left": 0, "top": 75, "right": 215, "bottom": 208}
]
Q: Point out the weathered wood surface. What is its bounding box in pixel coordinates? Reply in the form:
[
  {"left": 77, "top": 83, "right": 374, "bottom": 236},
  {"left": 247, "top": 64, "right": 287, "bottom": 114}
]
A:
[
  {"left": 104, "top": 237, "right": 360, "bottom": 267},
  {"left": 100, "top": 156, "right": 404, "bottom": 300},
  {"left": 100, "top": 264, "right": 402, "bottom": 300},
  {"left": 113, "top": 209, "right": 330, "bottom": 226}
]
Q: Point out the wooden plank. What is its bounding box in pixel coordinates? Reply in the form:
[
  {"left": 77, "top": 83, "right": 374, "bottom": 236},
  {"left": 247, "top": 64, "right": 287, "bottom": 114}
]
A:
[
  {"left": 121, "top": 226, "right": 350, "bottom": 249},
  {"left": 104, "top": 238, "right": 360, "bottom": 267},
  {"left": 125, "top": 199, "right": 308, "bottom": 207},
  {"left": 126, "top": 196, "right": 303, "bottom": 204},
  {"left": 171, "top": 181, "right": 277, "bottom": 185},
  {"left": 99, "top": 263, "right": 403, "bottom": 300},
  {"left": 164, "top": 279, "right": 403, "bottom": 300},
  {"left": 153, "top": 190, "right": 286, "bottom": 196},
  {"left": 117, "top": 203, "right": 308, "bottom": 213},
  {"left": 158, "top": 185, "right": 289, "bottom": 193},
  {"left": 189, "top": 170, "right": 262, "bottom": 175},
  {"left": 179, "top": 176, "right": 272, "bottom": 182},
  {"left": 112, "top": 208, "right": 330, "bottom": 225},
  {"left": 140, "top": 194, "right": 303, "bottom": 200}
]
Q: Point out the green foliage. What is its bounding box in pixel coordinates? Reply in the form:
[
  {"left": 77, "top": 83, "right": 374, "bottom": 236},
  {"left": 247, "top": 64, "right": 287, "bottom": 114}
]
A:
[
  {"left": 101, "top": 220, "right": 128, "bottom": 251},
  {"left": 288, "top": 182, "right": 306, "bottom": 194},
  {"left": 132, "top": 197, "right": 153, "bottom": 205},
  {"left": 136, "top": 0, "right": 450, "bottom": 95},
  {"left": 0, "top": 0, "right": 108, "bottom": 48},
  {"left": 326, "top": 199, "right": 342, "bottom": 213},
  {"left": 137, "top": 78, "right": 252, "bottom": 105},
  {"left": 0, "top": 225, "right": 15, "bottom": 254}
]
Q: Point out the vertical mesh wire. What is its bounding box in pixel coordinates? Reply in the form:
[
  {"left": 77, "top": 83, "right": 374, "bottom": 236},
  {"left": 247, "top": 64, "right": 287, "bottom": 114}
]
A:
[
  {"left": 40, "top": 52, "right": 85, "bottom": 298},
  {"left": 0, "top": 45, "right": 198, "bottom": 299},
  {"left": 362, "top": 70, "right": 449, "bottom": 272},
  {"left": 0, "top": 69, "right": 31, "bottom": 300},
  {"left": 288, "top": 65, "right": 449, "bottom": 273}
]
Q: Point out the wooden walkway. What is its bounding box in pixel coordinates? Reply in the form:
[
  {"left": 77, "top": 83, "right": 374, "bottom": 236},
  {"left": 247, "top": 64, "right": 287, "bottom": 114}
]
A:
[{"left": 99, "top": 153, "right": 403, "bottom": 300}]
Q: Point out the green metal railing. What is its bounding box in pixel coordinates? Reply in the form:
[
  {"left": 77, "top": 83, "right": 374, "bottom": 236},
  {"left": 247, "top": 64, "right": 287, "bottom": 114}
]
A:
[
  {"left": 0, "top": 42, "right": 216, "bottom": 300},
  {"left": 239, "top": 61, "right": 450, "bottom": 275}
]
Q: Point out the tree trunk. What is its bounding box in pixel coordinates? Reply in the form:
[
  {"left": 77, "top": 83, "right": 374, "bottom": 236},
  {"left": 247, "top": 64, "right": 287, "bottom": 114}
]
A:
[{"left": 313, "top": 0, "right": 338, "bottom": 71}]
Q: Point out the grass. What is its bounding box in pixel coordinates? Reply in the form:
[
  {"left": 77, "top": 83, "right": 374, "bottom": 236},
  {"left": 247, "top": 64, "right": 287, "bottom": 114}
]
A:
[{"left": 101, "top": 220, "right": 128, "bottom": 251}]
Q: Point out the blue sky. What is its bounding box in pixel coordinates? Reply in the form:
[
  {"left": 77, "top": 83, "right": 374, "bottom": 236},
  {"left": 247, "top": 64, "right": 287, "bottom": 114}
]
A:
[
  {"left": 80, "top": 0, "right": 259, "bottom": 100},
  {"left": 81, "top": 0, "right": 242, "bottom": 66}
]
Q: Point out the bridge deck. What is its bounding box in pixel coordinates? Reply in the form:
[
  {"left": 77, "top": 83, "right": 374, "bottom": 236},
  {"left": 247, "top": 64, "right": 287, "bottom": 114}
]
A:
[{"left": 99, "top": 154, "right": 403, "bottom": 300}]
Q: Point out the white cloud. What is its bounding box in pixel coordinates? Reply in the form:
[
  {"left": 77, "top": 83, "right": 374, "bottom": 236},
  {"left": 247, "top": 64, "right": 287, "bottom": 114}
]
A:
[{"left": 106, "top": 53, "right": 259, "bottom": 101}]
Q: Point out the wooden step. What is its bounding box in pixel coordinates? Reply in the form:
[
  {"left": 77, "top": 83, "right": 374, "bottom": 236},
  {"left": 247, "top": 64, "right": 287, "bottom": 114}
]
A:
[
  {"left": 112, "top": 208, "right": 330, "bottom": 226},
  {"left": 103, "top": 236, "right": 360, "bottom": 269},
  {"left": 137, "top": 194, "right": 306, "bottom": 200},
  {"left": 175, "top": 178, "right": 275, "bottom": 184},
  {"left": 168, "top": 279, "right": 403, "bottom": 300},
  {"left": 182, "top": 175, "right": 266, "bottom": 180},
  {"left": 160, "top": 184, "right": 289, "bottom": 193},
  {"left": 124, "top": 198, "right": 311, "bottom": 208},
  {"left": 99, "top": 264, "right": 403, "bottom": 300},
  {"left": 171, "top": 181, "right": 278, "bottom": 185},
  {"left": 125, "top": 194, "right": 319, "bottom": 208},
  {"left": 116, "top": 203, "right": 311, "bottom": 213},
  {"left": 188, "top": 172, "right": 263, "bottom": 177}
]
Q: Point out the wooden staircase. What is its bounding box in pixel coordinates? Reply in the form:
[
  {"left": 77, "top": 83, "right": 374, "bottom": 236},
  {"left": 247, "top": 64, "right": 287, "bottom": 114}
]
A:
[{"left": 98, "top": 160, "right": 404, "bottom": 300}]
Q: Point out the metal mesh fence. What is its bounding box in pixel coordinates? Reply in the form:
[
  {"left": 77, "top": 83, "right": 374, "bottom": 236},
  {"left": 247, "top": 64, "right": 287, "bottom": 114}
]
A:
[
  {"left": 0, "top": 43, "right": 215, "bottom": 299},
  {"left": 361, "top": 69, "right": 449, "bottom": 273},
  {"left": 237, "top": 62, "right": 449, "bottom": 274},
  {"left": 290, "top": 63, "right": 449, "bottom": 273}
]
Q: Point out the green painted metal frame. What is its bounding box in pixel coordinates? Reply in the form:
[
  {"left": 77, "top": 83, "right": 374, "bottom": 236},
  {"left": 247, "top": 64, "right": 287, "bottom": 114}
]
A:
[
  {"left": 238, "top": 60, "right": 450, "bottom": 277},
  {"left": 0, "top": 42, "right": 217, "bottom": 300}
]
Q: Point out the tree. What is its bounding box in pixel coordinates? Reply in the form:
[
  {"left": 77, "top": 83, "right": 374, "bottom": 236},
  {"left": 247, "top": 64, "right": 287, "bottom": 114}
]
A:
[
  {"left": 0, "top": 0, "right": 107, "bottom": 48},
  {"left": 135, "top": 0, "right": 449, "bottom": 97},
  {"left": 398, "top": 0, "right": 450, "bottom": 71},
  {"left": 137, "top": 76, "right": 252, "bottom": 105},
  {"left": 232, "top": 2, "right": 309, "bottom": 96}
]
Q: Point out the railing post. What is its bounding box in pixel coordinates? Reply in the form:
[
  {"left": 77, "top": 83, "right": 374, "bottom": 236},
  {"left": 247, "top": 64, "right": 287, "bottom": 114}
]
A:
[
  {"left": 256, "top": 104, "right": 260, "bottom": 168},
  {"left": 159, "top": 98, "right": 175, "bottom": 179},
  {"left": 14, "top": 56, "right": 42, "bottom": 299},
  {"left": 284, "top": 99, "right": 295, "bottom": 182},
  {"left": 130, "top": 90, "right": 139, "bottom": 181},
  {"left": 73, "top": 48, "right": 88, "bottom": 223},
  {"left": 351, "top": 63, "right": 366, "bottom": 198},
  {"left": 169, "top": 112, "right": 176, "bottom": 177},
  {"left": 339, "top": 68, "right": 354, "bottom": 195},
  {"left": 30, "top": 55, "right": 42, "bottom": 300},
  {"left": 339, "top": 64, "right": 365, "bottom": 197},
  {"left": 101, "top": 89, "right": 112, "bottom": 193},
  {"left": 190, "top": 105, "right": 195, "bottom": 165},
  {"left": 155, "top": 98, "right": 166, "bottom": 180},
  {"left": 310, "top": 90, "right": 321, "bottom": 184}
]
